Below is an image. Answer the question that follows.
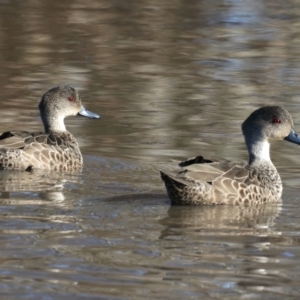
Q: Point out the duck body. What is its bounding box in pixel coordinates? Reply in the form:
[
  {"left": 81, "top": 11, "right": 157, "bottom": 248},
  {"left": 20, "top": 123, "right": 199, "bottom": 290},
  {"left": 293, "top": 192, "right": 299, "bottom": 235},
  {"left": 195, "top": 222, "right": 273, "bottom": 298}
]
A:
[
  {"left": 0, "top": 86, "right": 100, "bottom": 171},
  {"left": 0, "top": 130, "right": 82, "bottom": 171},
  {"left": 161, "top": 106, "right": 300, "bottom": 205},
  {"left": 161, "top": 156, "right": 281, "bottom": 205}
]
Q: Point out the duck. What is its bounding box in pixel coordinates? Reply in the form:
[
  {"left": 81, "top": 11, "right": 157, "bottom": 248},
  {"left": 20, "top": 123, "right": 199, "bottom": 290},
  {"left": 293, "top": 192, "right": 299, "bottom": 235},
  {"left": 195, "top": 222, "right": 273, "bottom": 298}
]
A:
[
  {"left": 0, "top": 85, "right": 100, "bottom": 171},
  {"left": 160, "top": 106, "right": 300, "bottom": 205}
]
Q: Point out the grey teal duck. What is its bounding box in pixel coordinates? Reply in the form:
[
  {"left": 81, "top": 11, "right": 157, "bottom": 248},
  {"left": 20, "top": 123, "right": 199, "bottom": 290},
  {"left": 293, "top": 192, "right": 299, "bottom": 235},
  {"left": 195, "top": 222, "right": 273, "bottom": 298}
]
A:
[
  {"left": 0, "top": 85, "right": 100, "bottom": 171},
  {"left": 161, "top": 106, "right": 300, "bottom": 205}
]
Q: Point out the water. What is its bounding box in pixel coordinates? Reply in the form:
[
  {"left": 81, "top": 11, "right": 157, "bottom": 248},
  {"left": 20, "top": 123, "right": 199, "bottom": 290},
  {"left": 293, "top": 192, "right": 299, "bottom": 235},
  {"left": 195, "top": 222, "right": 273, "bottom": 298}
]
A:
[{"left": 0, "top": 0, "right": 300, "bottom": 299}]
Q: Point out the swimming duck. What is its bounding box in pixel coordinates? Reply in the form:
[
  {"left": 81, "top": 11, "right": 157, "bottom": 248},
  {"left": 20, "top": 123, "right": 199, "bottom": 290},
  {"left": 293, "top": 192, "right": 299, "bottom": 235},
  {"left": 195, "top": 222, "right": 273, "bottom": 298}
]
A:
[
  {"left": 161, "top": 106, "right": 300, "bottom": 205},
  {"left": 0, "top": 85, "right": 100, "bottom": 171}
]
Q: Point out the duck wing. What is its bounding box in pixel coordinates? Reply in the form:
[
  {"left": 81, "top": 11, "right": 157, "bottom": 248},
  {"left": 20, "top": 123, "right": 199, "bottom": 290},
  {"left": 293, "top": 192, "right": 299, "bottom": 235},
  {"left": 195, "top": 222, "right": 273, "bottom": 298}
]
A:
[
  {"left": 0, "top": 131, "right": 71, "bottom": 150},
  {"left": 0, "top": 131, "right": 36, "bottom": 149},
  {"left": 180, "top": 155, "right": 249, "bottom": 184}
]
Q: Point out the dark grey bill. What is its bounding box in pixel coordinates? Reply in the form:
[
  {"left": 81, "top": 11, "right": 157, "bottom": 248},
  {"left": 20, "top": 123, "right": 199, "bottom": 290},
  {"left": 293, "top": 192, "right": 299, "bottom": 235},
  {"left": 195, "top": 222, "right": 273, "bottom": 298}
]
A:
[
  {"left": 78, "top": 106, "right": 100, "bottom": 119},
  {"left": 284, "top": 129, "right": 300, "bottom": 145}
]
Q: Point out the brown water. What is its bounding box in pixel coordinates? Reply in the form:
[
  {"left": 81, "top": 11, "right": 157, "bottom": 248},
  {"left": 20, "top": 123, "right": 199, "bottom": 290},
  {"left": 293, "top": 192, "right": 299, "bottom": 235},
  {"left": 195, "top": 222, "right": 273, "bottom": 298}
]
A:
[{"left": 1, "top": 0, "right": 300, "bottom": 299}]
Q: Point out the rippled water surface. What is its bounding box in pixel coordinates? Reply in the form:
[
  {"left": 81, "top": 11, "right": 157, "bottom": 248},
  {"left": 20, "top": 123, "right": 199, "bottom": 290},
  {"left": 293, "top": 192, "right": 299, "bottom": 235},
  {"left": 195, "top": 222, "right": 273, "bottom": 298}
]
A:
[{"left": 1, "top": 0, "right": 300, "bottom": 299}]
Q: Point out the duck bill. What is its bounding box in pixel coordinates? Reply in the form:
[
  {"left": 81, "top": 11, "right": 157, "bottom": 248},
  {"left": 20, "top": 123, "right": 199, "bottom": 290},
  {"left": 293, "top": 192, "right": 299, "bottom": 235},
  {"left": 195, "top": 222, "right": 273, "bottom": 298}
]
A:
[
  {"left": 284, "top": 129, "right": 300, "bottom": 145},
  {"left": 78, "top": 106, "right": 100, "bottom": 119}
]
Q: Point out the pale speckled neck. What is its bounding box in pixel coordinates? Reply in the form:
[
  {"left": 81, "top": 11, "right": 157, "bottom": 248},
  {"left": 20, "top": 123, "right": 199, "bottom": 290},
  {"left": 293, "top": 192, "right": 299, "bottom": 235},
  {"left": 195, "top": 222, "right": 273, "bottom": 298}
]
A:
[
  {"left": 42, "top": 114, "right": 67, "bottom": 133},
  {"left": 247, "top": 140, "right": 272, "bottom": 166}
]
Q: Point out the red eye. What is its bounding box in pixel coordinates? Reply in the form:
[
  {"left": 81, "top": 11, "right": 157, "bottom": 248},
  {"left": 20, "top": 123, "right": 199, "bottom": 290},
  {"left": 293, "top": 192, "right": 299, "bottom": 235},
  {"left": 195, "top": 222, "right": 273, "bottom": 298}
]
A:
[
  {"left": 273, "top": 117, "right": 281, "bottom": 124},
  {"left": 68, "top": 97, "right": 74, "bottom": 102}
]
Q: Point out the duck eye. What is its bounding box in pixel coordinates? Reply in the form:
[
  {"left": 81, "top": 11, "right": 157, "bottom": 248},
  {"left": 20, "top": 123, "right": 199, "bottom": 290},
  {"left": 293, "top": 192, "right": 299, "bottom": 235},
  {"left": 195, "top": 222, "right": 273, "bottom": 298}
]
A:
[
  {"left": 273, "top": 117, "right": 281, "bottom": 124},
  {"left": 68, "top": 96, "right": 74, "bottom": 102}
]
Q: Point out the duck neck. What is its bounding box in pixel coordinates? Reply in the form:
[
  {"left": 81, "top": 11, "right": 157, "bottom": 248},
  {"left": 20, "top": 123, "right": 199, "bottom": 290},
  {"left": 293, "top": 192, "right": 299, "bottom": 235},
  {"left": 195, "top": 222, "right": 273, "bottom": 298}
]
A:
[
  {"left": 246, "top": 139, "right": 272, "bottom": 166},
  {"left": 42, "top": 115, "right": 67, "bottom": 133}
]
